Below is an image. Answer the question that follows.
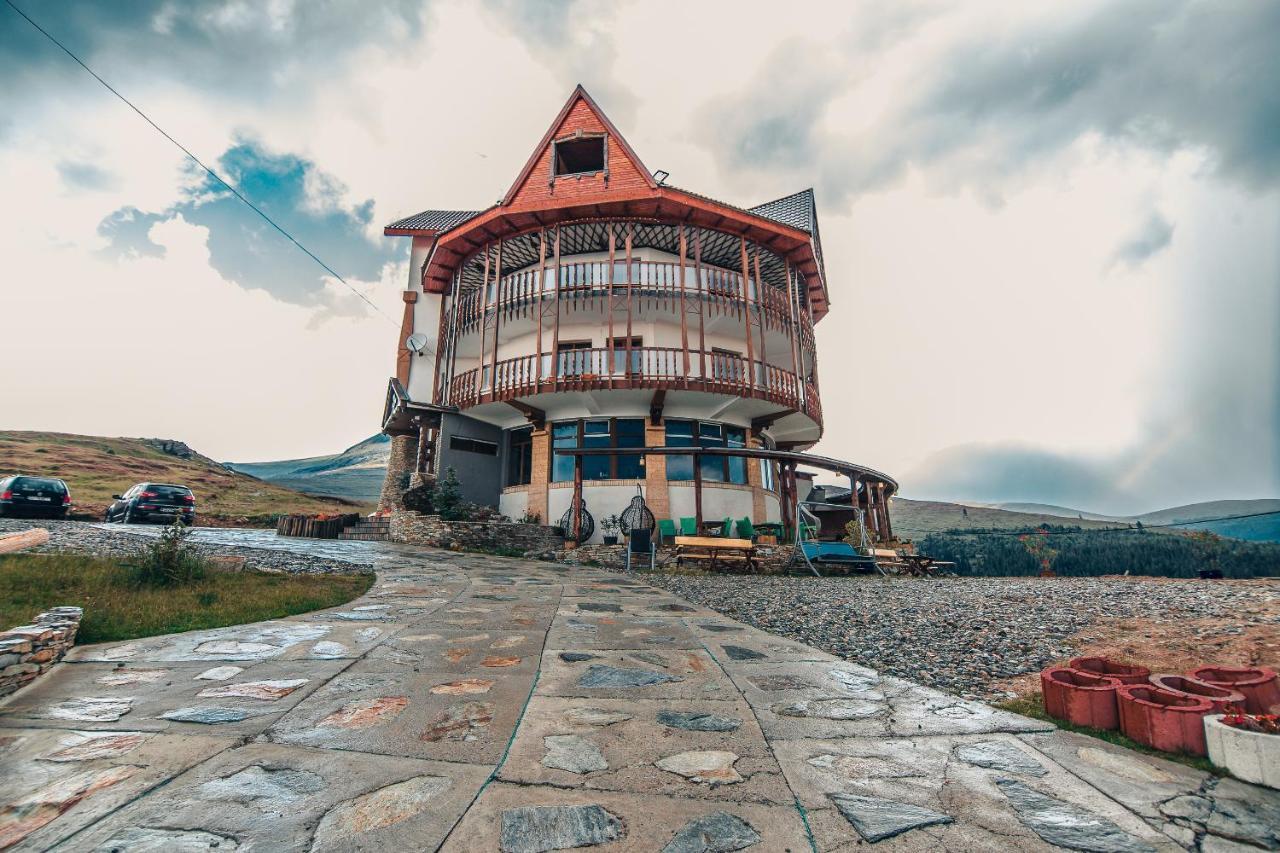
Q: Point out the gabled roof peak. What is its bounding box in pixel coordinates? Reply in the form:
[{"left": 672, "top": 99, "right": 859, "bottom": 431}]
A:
[{"left": 500, "top": 85, "right": 657, "bottom": 207}]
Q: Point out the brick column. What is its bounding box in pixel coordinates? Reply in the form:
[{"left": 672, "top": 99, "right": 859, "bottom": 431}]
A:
[
  {"left": 378, "top": 433, "right": 419, "bottom": 513},
  {"left": 643, "top": 421, "right": 670, "bottom": 521},
  {"left": 746, "top": 434, "right": 767, "bottom": 523},
  {"left": 526, "top": 427, "right": 550, "bottom": 525}
]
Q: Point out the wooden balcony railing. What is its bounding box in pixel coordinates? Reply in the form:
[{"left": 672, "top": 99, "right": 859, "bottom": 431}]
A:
[
  {"left": 447, "top": 346, "right": 822, "bottom": 427},
  {"left": 451, "top": 260, "right": 807, "bottom": 342}
]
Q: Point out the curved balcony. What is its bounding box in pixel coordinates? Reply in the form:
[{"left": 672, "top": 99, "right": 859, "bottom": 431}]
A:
[
  {"left": 448, "top": 259, "right": 815, "bottom": 357},
  {"left": 447, "top": 346, "right": 821, "bottom": 427}
]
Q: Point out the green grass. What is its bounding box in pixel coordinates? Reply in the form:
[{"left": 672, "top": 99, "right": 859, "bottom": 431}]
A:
[
  {"left": 996, "top": 693, "right": 1224, "bottom": 775},
  {"left": 0, "top": 552, "right": 374, "bottom": 644}
]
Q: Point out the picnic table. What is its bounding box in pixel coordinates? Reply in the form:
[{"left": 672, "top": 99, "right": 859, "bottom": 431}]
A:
[{"left": 674, "top": 536, "right": 758, "bottom": 573}]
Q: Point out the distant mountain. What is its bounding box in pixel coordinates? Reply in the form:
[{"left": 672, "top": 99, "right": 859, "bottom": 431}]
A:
[
  {"left": 891, "top": 499, "right": 1126, "bottom": 540},
  {"left": 967, "top": 498, "right": 1280, "bottom": 543},
  {"left": 227, "top": 435, "right": 390, "bottom": 504}
]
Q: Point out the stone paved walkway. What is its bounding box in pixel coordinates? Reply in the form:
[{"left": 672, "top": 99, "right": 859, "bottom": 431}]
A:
[{"left": 2, "top": 547, "right": 1277, "bottom": 851}]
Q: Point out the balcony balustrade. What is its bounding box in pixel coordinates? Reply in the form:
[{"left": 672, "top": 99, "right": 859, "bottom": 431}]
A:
[
  {"left": 449, "top": 259, "right": 813, "bottom": 354},
  {"left": 446, "top": 345, "right": 821, "bottom": 427}
]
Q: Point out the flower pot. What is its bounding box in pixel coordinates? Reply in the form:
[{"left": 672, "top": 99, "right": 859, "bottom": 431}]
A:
[
  {"left": 602, "top": 535, "right": 618, "bottom": 546},
  {"left": 1040, "top": 667, "right": 1122, "bottom": 730},
  {"left": 1116, "top": 685, "right": 1214, "bottom": 756},
  {"left": 1068, "top": 656, "right": 1151, "bottom": 684},
  {"left": 1149, "top": 674, "right": 1247, "bottom": 714},
  {"left": 1204, "top": 714, "right": 1280, "bottom": 789},
  {"left": 1190, "top": 666, "right": 1280, "bottom": 714}
]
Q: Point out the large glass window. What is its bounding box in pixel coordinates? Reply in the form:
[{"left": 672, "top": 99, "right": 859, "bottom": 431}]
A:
[
  {"left": 506, "top": 427, "right": 533, "bottom": 486},
  {"left": 665, "top": 420, "right": 695, "bottom": 481},
  {"left": 551, "top": 418, "right": 647, "bottom": 482},
  {"left": 665, "top": 420, "right": 748, "bottom": 484},
  {"left": 551, "top": 422, "right": 578, "bottom": 483}
]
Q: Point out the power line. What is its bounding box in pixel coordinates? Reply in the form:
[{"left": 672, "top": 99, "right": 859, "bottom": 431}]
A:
[{"left": 5, "top": 0, "right": 397, "bottom": 327}]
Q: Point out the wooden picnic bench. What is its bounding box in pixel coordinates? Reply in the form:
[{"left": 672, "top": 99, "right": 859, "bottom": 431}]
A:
[{"left": 674, "top": 536, "right": 758, "bottom": 573}]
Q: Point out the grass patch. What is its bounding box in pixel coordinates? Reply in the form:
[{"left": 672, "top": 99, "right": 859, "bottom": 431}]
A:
[
  {"left": 0, "top": 552, "right": 373, "bottom": 644},
  {"left": 996, "top": 693, "right": 1223, "bottom": 775}
]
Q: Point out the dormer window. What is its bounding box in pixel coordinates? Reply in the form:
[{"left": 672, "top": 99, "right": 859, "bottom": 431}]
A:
[{"left": 554, "top": 135, "right": 606, "bottom": 177}]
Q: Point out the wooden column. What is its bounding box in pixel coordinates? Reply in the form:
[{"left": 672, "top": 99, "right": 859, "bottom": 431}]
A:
[
  {"left": 881, "top": 487, "right": 894, "bottom": 541},
  {"left": 753, "top": 248, "right": 768, "bottom": 387},
  {"left": 678, "top": 226, "right": 690, "bottom": 382},
  {"left": 693, "top": 230, "right": 706, "bottom": 382},
  {"left": 624, "top": 224, "right": 634, "bottom": 380},
  {"left": 535, "top": 229, "right": 546, "bottom": 385},
  {"left": 551, "top": 226, "right": 562, "bottom": 387},
  {"left": 693, "top": 450, "right": 704, "bottom": 532},
  {"left": 606, "top": 223, "right": 616, "bottom": 387},
  {"left": 489, "top": 239, "right": 503, "bottom": 396},
  {"left": 571, "top": 452, "right": 583, "bottom": 546},
  {"left": 739, "top": 235, "right": 754, "bottom": 389},
  {"left": 475, "top": 246, "right": 490, "bottom": 399},
  {"left": 784, "top": 261, "right": 804, "bottom": 408}
]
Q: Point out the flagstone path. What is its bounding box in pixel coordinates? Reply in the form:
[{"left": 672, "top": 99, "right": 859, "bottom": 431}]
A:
[{"left": 2, "top": 546, "right": 1277, "bottom": 851}]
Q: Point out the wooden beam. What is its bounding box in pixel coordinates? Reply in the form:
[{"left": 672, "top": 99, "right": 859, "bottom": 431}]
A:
[
  {"left": 506, "top": 400, "right": 546, "bottom": 429},
  {"left": 649, "top": 389, "right": 666, "bottom": 426},
  {"left": 751, "top": 409, "right": 795, "bottom": 433}
]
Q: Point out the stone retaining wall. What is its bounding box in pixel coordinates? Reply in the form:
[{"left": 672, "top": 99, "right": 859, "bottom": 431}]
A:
[
  {"left": 0, "top": 606, "right": 83, "bottom": 697},
  {"left": 389, "top": 511, "right": 563, "bottom": 554}
]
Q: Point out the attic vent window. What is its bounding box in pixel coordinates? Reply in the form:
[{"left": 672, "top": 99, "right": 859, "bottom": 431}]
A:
[{"left": 554, "top": 136, "right": 605, "bottom": 177}]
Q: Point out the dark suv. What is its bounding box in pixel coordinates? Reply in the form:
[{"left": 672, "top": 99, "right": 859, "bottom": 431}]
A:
[
  {"left": 0, "top": 475, "right": 71, "bottom": 518},
  {"left": 105, "top": 483, "right": 196, "bottom": 525}
]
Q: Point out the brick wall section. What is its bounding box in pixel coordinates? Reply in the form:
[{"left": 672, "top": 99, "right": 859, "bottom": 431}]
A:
[
  {"left": 0, "top": 606, "right": 82, "bottom": 697},
  {"left": 378, "top": 433, "right": 419, "bottom": 513},
  {"left": 526, "top": 427, "right": 550, "bottom": 524},
  {"left": 389, "top": 510, "right": 563, "bottom": 554},
  {"left": 747, "top": 435, "right": 768, "bottom": 522},
  {"left": 642, "top": 422, "right": 670, "bottom": 521}
]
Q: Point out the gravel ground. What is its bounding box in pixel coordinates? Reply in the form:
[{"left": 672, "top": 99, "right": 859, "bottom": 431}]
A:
[
  {"left": 647, "top": 573, "right": 1280, "bottom": 701},
  {"left": 0, "top": 518, "right": 373, "bottom": 574}
]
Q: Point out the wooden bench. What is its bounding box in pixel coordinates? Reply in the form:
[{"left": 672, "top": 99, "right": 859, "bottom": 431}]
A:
[{"left": 674, "top": 536, "right": 757, "bottom": 573}]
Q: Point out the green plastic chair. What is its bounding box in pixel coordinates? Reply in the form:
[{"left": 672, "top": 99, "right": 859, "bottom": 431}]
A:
[
  {"left": 658, "top": 519, "right": 677, "bottom": 543},
  {"left": 679, "top": 517, "right": 698, "bottom": 536},
  {"left": 721, "top": 516, "right": 733, "bottom": 537},
  {"left": 735, "top": 517, "right": 755, "bottom": 540}
]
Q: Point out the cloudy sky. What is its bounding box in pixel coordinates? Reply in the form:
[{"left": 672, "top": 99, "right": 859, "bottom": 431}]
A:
[{"left": 1, "top": 0, "right": 1276, "bottom": 515}]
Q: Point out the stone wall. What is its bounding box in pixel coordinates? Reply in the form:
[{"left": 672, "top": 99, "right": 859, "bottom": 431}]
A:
[
  {"left": 389, "top": 510, "right": 563, "bottom": 554},
  {"left": 0, "top": 606, "right": 83, "bottom": 697}
]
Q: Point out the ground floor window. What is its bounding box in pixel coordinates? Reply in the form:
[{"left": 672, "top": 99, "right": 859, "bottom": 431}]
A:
[
  {"left": 665, "top": 419, "right": 748, "bottom": 484},
  {"left": 551, "top": 418, "right": 645, "bottom": 482},
  {"left": 506, "top": 426, "right": 532, "bottom": 486}
]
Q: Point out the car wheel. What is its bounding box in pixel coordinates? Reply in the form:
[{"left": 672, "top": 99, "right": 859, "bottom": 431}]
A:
[{"left": 121, "top": 508, "right": 132, "bottom": 525}]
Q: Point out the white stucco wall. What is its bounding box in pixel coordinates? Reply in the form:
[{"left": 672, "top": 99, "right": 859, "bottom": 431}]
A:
[
  {"left": 407, "top": 236, "right": 443, "bottom": 403},
  {"left": 498, "top": 488, "right": 529, "bottom": 523}
]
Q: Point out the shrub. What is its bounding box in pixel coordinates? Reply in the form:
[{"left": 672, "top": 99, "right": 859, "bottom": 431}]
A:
[
  {"left": 518, "top": 510, "right": 541, "bottom": 525},
  {"left": 435, "top": 468, "right": 465, "bottom": 521},
  {"left": 402, "top": 482, "right": 436, "bottom": 514},
  {"left": 126, "top": 518, "right": 206, "bottom": 587}
]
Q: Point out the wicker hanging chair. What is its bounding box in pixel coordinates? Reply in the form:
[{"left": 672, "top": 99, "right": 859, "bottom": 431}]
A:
[
  {"left": 618, "top": 487, "right": 655, "bottom": 536},
  {"left": 558, "top": 498, "right": 595, "bottom": 544}
]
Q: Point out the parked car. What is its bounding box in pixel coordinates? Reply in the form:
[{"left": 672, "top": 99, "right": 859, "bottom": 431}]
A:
[
  {"left": 105, "top": 483, "right": 196, "bottom": 525},
  {"left": 0, "top": 475, "right": 71, "bottom": 519}
]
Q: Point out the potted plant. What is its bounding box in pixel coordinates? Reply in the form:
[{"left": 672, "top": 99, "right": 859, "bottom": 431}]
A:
[
  {"left": 601, "top": 514, "right": 621, "bottom": 546},
  {"left": 1204, "top": 709, "right": 1280, "bottom": 789}
]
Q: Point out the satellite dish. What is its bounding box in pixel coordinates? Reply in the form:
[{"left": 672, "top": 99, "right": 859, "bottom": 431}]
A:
[{"left": 405, "top": 333, "right": 429, "bottom": 354}]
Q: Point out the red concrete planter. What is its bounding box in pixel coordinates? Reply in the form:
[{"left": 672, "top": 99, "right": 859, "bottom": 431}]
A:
[
  {"left": 1190, "top": 666, "right": 1280, "bottom": 714},
  {"left": 1117, "top": 685, "right": 1214, "bottom": 756},
  {"left": 1068, "top": 656, "right": 1151, "bottom": 684},
  {"left": 1041, "top": 667, "right": 1122, "bottom": 730},
  {"left": 1149, "top": 674, "right": 1247, "bottom": 714}
]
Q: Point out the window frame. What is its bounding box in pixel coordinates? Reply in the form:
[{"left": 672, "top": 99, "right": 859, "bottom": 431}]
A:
[
  {"left": 552, "top": 134, "right": 608, "bottom": 178},
  {"left": 665, "top": 419, "right": 749, "bottom": 485},
  {"left": 550, "top": 417, "right": 646, "bottom": 483},
  {"left": 506, "top": 426, "right": 533, "bottom": 487}
]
